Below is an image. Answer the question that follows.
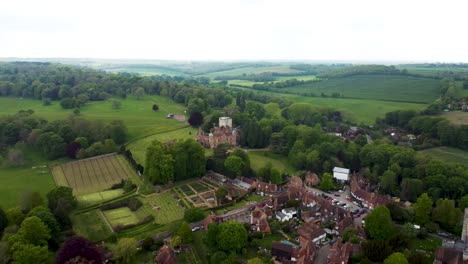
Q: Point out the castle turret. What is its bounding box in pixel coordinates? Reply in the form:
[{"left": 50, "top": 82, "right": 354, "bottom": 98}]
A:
[{"left": 219, "top": 117, "right": 232, "bottom": 128}]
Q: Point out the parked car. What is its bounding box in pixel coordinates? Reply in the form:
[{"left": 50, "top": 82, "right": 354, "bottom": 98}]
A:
[
  {"left": 192, "top": 226, "right": 201, "bottom": 232},
  {"left": 334, "top": 194, "right": 340, "bottom": 197}
]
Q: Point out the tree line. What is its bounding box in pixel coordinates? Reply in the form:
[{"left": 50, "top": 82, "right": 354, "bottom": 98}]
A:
[{"left": 0, "top": 110, "right": 127, "bottom": 164}]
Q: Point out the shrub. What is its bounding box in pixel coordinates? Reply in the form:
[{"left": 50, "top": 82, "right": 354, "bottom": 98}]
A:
[{"left": 152, "top": 104, "right": 159, "bottom": 111}]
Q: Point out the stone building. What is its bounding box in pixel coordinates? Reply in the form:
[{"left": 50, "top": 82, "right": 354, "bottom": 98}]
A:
[{"left": 196, "top": 117, "right": 239, "bottom": 149}]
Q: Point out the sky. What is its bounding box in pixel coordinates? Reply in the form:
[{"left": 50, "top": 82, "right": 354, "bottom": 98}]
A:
[{"left": 1, "top": 0, "right": 468, "bottom": 62}]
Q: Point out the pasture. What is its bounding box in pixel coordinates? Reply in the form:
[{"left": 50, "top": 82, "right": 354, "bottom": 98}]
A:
[
  {"left": 419, "top": 147, "right": 468, "bottom": 165},
  {"left": 126, "top": 126, "right": 196, "bottom": 166},
  {"left": 441, "top": 111, "right": 468, "bottom": 125},
  {"left": 139, "top": 191, "right": 185, "bottom": 224},
  {"left": 52, "top": 154, "right": 137, "bottom": 195},
  {"left": 0, "top": 95, "right": 188, "bottom": 140},
  {"left": 247, "top": 150, "right": 296, "bottom": 174},
  {"left": 0, "top": 166, "right": 55, "bottom": 209},
  {"left": 274, "top": 75, "right": 441, "bottom": 103},
  {"left": 70, "top": 209, "right": 113, "bottom": 242}
]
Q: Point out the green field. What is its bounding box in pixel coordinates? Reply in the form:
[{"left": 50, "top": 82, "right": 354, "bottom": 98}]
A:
[
  {"left": 52, "top": 154, "right": 137, "bottom": 195},
  {"left": 228, "top": 75, "right": 317, "bottom": 87},
  {"left": 201, "top": 65, "right": 303, "bottom": 78},
  {"left": 0, "top": 166, "right": 55, "bottom": 209},
  {"left": 126, "top": 126, "right": 196, "bottom": 166},
  {"left": 0, "top": 95, "right": 188, "bottom": 140},
  {"left": 230, "top": 83, "right": 428, "bottom": 124},
  {"left": 247, "top": 150, "right": 296, "bottom": 174},
  {"left": 441, "top": 111, "right": 468, "bottom": 125},
  {"left": 419, "top": 147, "right": 468, "bottom": 164},
  {"left": 76, "top": 189, "right": 125, "bottom": 207},
  {"left": 71, "top": 209, "right": 113, "bottom": 242},
  {"left": 294, "top": 95, "right": 427, "bottom": 124},
  {"left": 104, "top": 67, "right": 187, "bottom": 76},
  {"left": 139, "top": 191, "right": 185, "bottom": 224},
  {"left": 103, "top": 207, "right": 140, "bottom": 228},
  {"left": 271, "top": 75, "right": 441, "bottom": 103}
]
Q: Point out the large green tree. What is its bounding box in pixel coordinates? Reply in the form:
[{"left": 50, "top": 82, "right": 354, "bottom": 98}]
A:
[
  {"left": 27, "top": 206, "right": 60, "bottom": 238},
  {"left": 414, "top": 193, "right": 433, "bottom": 225},
  {"left": 177, "top": 222, "right": 193, "bottom": 244},
  {"left": 11, "top": 243, "right": 49, "bottom": 264},
  {"left": 47, "top": 186, "right": 77, "bottom": 227},
  {"left": 384, "top": 252, "right": 409, "bottom": 264},
  {"left": 172, "top": 139, "right": 205, "bottom": 181},
  {"left": 224, "top": 155, "right": 244, "bottom": 178},
  {"left": 114, "top": 238, "right": 137, "bottom": 264},
  {"left": 35, "top": 132, "right": 66, "bottom": 159},
  {"left": 319, "top": 173, "right": 335, "bottom": 191},
  {"left": 380, "top": 170, "right": 397, "bottom": 195},
  {"left": 18, "top": 216, "right": 51, "bottom": 246},
  {"left": 145, "top": 140, "right": 174, "bottom": 184},
  {"left": 365, "top": 206, "right": 393, "bottom": 240},
  {"left": 432, "top": 198, "right": 462, "bottom": 231},
  {"left": 216, "top": 221, "right": 248, "bottom": 253}
]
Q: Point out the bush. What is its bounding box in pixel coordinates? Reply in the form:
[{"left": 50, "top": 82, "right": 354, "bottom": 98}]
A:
[
  {"left": 183, "top": 208, "right": 205, "bottom": 223},
  {"left": 152, "top": 104, "right": 159, "bottom": 111},
  {"left": 188, "top": 112, "right": 203, "bottom": 127},
  {"left": 141, "top": 237, "right": 153, "bottom": 251}
]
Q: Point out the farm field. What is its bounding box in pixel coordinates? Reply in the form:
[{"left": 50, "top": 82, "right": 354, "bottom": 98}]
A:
[
  {"left": 0, "top": 95, "right": 188, "bottom": 140},
  {"left": 272, "top": 75, "right": 441, "bottom": 103},
  {"left": 228, "top": 75, "right": 317, "bottom": 87},
  {"left": 104, "top": 66, "right": 187, "bottom": 76},
  {"left": 201, "top": 65, "right": 303, "bottom": 78},
  {"left": 126, "top": 126, "right": 196, "bottom": 166},
  {"left": 441, "top": 111, "right": 468, "bottom": 125},
  {"left": 71, "top": 209, "right": 113, "bottom": 242},
  {"left": 76, "top": 189, "right": 125, "bottom": 207},
  {"left": 229, "top": 84, "right": 428, "bottom": 124},
  {"left": 52, "top": 154, "right": 137, "bottom": 195},
  {"left": 247, "top": 150, "right": 296, "bottom": 174},
  {"left": 0, "top": 166, "right": 55, "bottom": 209},
  {"left": 419, "top": 147, "right": 468, "bottom": 164},
  {"left": 290, "top": 95, "right": 428, "bottom": 124},
  {"left": 139, "top": 191, "right": 185, "bottom": 224}
]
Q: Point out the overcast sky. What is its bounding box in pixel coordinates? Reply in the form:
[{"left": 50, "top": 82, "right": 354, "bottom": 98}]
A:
[{"left": 1, "top": 0, "right": 467, "bottom": 62}]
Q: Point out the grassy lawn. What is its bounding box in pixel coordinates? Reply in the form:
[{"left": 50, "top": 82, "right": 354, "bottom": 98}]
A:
[
  {"left": 409, "top": 236, "right": 442, "bottom": 260},
  {"left": 245, "top": 194, "right": 266, "bottom": 202},
  {"left": 247, "top": 150, "right": 296, "bottom": 174},
  {"left": 0, "top": 166, "right": 55, "bottom": 209},
  {"left": 215, "top": 200, "right": 248, "bottom": 214},
  {"left": 103, "top": 207, "right": 140, "bottom": 228},
  {"left": 255, "top": 233, "right": 284, "bottom": 249},
  {"left": 0, "top": 95, "right": 188, "bottom": 141},
  {"left": 441, "top": 111, "right": 468, "bottom": 125},
  {"left": 126, "top": 126, "right": 196, "bottom": 166},
  {"left": 419, "top": 147, "right": 468, "bottom": 164},
  {"left": 76, "top": 189, "right": 125, "bottom": 207},
  {"left": 71, "top": 209, "right": 113, "bottom": 242},
  {"left": 139, "top": 191, "right": 185, "bottom": 224}
]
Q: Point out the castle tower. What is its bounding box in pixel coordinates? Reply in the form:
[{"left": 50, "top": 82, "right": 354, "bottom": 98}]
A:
[{"left": 219, "top": 117, "right": 232, "bottom": 128}]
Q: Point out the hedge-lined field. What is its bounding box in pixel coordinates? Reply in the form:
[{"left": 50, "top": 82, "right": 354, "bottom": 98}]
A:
[
  {"left": 52, "top": 154, "right": 136, "bottom": 195},
  {"left": 126, "top": 126, "right": 196, "bottom": 166},
  {"left": 71, "top": 209, "right": 113, "bottom": 242},
  {"left": 103, "top": 207, "right": 140, "bottom": 228},
  {"left": 140, "top": 192, "right": 185, "bottom": 224}
]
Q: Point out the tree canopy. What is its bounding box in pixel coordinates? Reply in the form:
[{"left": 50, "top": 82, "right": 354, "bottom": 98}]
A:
[{"left": 365, "top": 206, "right": 393, "bottom": 240}]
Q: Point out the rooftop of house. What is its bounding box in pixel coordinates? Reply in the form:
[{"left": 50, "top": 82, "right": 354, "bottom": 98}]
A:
[
  {"left": 155, "top": 245, "right": 178, "bottom": 264},
  {"left": 434, "top": 247, "right": 467, "bottom": 264},
  {"left": 333, "top": 167, "right": 350, "bottom": 174}
]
